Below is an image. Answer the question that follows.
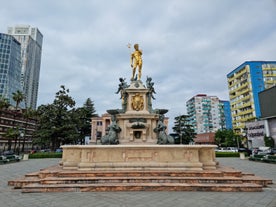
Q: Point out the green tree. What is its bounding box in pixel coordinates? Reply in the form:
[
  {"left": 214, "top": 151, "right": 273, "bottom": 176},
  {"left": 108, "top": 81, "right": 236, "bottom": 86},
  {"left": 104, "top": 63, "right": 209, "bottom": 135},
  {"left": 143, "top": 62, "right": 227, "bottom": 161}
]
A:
[
  {"left": 264, "top": 135, "right": 275, "bottom": 148},
  {"left": 215, "top": 129, "right": 241, "bottom": 148},
  {"left": 0, "top": 96, "right": 10, "bottom": 110},
  {"left": 172, "top": 115, "right": 195, "bottom": 144},
  {"left": 10, "top": 90, "right": 25, "bottom": 152},
  {"left": 21, "top": 108, "right": 37, "bottom": 152},
  {"left": 72, "top": 98, "right": 98, "bottom": 144},
  {"left": 33, "top": 104, "right": 55, "bottom": 149},
  {"left": 4, "top": 127, "right": 20, "bottom": 151},
  {"left": 35, "top": 85, "right": 77, "bottom": 150},
  {"left": 34, "top": 86, "right": 99, "bottom": 150}
]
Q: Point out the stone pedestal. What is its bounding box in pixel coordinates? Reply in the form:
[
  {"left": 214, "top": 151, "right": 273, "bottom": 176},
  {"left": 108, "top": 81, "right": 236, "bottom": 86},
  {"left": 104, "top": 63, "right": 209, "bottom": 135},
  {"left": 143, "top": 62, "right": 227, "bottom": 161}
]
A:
[
  {"left": 115, "top": 80, "right": 159, "bottom": 144},
  {"left": 116, "top": 113, "right": 159, "bottom": 144},
  {"left": 61, "top": 145, "right": 217, "bottom": 171}
]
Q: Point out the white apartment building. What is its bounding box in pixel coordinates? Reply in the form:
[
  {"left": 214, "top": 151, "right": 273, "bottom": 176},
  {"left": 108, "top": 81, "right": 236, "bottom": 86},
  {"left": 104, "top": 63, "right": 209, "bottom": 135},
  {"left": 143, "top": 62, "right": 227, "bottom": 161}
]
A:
[{"left": 186, "top": 94, "right": 228, "bottom": 134}]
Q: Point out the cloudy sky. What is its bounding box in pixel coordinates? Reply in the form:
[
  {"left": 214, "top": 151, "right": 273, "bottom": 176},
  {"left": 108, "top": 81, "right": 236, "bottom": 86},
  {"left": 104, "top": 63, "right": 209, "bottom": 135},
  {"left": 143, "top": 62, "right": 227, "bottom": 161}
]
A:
[{"left": 1, "top": 0, "right": 276, "bottom": 131}]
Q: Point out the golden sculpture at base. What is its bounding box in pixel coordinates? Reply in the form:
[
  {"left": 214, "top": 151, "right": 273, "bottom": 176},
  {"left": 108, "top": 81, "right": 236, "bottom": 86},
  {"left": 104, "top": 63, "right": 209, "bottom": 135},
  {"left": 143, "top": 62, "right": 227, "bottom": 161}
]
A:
[{"left": 130, "top": 43, "right": 143, "bottom": 81}]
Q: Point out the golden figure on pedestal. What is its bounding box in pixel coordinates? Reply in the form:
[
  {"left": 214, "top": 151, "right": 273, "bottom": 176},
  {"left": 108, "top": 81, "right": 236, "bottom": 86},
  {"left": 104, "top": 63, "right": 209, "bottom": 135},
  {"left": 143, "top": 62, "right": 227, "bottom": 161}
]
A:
[{"left": 130, "top": 43, "right": 143, "bottom": 81}]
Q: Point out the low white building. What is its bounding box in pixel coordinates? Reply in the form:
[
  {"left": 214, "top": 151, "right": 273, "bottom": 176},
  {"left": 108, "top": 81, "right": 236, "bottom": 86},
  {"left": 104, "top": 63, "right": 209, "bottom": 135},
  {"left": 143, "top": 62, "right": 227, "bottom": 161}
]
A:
[{"left": 245, "top": 120, "right": 265, "bottom": 148}]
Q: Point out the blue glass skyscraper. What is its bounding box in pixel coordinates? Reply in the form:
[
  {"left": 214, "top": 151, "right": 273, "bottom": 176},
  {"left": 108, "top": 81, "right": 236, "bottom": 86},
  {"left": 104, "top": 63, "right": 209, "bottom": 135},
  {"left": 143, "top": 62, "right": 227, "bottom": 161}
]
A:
[{"left": 0, "top": 33, "right": 22, "bottom": 106}]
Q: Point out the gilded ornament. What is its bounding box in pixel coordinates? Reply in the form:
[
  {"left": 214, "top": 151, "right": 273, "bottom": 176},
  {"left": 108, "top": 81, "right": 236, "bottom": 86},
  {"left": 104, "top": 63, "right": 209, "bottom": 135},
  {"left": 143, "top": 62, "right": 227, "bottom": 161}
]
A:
[{"left": 131, "top": 93, "right": 144, "bottom": 111}]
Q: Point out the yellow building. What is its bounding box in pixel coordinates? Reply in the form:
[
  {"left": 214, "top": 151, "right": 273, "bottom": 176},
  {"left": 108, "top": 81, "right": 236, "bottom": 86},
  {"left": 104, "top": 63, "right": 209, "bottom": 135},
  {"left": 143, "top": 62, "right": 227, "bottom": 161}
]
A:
[{"left": 227, "top": 61, "right": 276, "bottom": 134}]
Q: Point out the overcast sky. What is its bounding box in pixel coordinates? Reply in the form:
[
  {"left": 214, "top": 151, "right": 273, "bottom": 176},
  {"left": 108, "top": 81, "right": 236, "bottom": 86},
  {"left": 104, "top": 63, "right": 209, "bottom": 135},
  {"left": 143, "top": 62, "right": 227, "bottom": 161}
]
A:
[{"left": 1, "top": 0, "right": 276, "bottom": 131}]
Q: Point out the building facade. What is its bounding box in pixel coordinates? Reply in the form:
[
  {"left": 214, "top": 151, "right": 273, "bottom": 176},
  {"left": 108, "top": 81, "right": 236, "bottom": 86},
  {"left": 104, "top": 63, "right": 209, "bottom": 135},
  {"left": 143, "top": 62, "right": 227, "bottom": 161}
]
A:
[
  {"left": 7, "top": 25, "right": 43, "bottom": 109},
  {"left": 90, "top": 113, "right": 111, "bottom": 144},
  {"left": 186, "top": 94, "right": 231, "bottom": 134},
  {"left": 220, "top": 100, "right": 233, "bottom": 130},
  {"left": 0, "top": 109, "right": 37, "bottom": 152},
  {"left": 0, "top": 33, "right": 22, "bottom": 106},
  {"left": 258, "top": 85, "right": 276, "bottom": 147},
  {"left": 194, "top": 132, "right": 215, "bottom": 144},
  {"left": 227, "top": 61, "right": 276, "bottom": 134},
  {"left": 245, "top": 120, "right": 265, "bottom": 149}
]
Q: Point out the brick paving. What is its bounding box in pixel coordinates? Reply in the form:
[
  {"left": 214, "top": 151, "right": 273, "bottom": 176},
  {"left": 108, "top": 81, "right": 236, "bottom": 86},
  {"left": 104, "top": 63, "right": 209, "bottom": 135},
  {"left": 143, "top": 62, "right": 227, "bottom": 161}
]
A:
[{"left": 0, "top": 158, "right": 275, "bottom": 207}]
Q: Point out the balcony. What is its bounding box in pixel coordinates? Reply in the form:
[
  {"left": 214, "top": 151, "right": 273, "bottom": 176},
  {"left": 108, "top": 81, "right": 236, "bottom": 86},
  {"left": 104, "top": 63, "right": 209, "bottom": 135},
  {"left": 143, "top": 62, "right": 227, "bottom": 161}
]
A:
[
  {"left": 239, "top": 115, "right": 255, "bottom": 123},
  {"left": 238, "top": 109, "right": 254, "bottom": 116},
  {"left": 265, "top": 79, "right": 276, "bottom": 84}
]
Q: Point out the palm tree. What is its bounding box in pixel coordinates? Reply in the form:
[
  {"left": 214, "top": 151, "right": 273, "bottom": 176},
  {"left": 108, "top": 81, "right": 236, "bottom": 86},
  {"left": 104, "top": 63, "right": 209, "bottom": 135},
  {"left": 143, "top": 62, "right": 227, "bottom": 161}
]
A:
[
  {"left": 4, "top": 128, "right": 19, "bottom": 151},
  {"left": 21, "top": 108, "right": 37, "bottom": 152},
  {"left": 11, "top": 90, "right": 24, "bottom": 153},
  {"left": 0, "top": 96, "right": 10, "bottom": 151},
  {"left": 12, "top": 90, "right": 24, "bottom": 110},
  {"left": 0, "top": 96, "right": 10, "bottom": 110}
]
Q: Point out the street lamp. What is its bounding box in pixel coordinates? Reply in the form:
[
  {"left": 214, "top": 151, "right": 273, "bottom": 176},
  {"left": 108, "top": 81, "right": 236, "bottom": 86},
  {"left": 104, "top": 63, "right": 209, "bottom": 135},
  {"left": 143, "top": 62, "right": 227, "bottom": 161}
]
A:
[{"left": 17, "top": 128, "right": 24, "bottom": 154}]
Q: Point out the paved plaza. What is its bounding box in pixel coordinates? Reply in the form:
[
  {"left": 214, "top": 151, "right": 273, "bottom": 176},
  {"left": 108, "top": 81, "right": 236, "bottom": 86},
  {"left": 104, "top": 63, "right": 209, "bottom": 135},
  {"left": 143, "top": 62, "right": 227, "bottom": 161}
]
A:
[{"left": 0, "top": 158, "right": 275, "bottom": 207}]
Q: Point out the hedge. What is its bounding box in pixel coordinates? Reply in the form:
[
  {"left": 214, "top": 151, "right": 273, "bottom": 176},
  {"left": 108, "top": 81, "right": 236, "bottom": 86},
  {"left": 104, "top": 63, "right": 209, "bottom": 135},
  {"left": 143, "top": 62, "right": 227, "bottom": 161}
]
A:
[
  {"left": 249, "top": 154, "right": 276, "bottom": 164},
  {"left": 29, "top": 152, "right": 62, "bottom": 159},
  {"left": 215, "top": 152, "right": 240, "bottom": 157}
]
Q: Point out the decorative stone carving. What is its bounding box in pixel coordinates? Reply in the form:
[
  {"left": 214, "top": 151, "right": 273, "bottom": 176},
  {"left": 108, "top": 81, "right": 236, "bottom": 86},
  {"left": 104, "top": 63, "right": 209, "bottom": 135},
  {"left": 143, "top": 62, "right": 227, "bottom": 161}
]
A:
[
  {"left": 101, "top": 115, "right": 121, "bottom": 145},
  {"left": 131, "top": 93, "right": 144, "bottom": 111},
  {"left": 154, "top": 115, "right": 174, "bottom": 144}
]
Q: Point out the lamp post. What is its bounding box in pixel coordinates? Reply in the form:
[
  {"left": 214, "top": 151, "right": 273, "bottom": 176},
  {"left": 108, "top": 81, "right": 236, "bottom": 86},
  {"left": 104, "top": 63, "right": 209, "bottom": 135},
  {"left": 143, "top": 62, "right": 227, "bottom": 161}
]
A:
[{"left": 17, "top": 128, "right": 24, "bottom": 155}]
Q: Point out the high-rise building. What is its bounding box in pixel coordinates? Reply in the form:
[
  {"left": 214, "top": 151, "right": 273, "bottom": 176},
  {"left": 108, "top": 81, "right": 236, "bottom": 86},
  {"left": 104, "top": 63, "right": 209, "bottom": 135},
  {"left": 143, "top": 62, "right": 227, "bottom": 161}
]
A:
[
  {"left": 0, "top": 33, "right": 22, "bottom": 106},
  {"left": 220, "top": 100, "right": 233, "bottom": 130},
  {"left": 7, "top": 25, "right": 43, "bottom": 109},
  {"left": 227, "top": 61, "right": 276, "bottom": 134},
  {"left": 186, "top": 94, "right": 231, "bottom": 134}
]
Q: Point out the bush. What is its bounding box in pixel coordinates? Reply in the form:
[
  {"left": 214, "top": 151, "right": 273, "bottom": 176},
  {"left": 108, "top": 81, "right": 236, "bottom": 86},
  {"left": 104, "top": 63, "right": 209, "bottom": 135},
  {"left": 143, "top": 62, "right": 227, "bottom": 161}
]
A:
[
  {"left": 29, "top": 152, "right": 62, "bottom": 159},
  {"left": 215, "top": 152, "right": 239, "bottom": 157},
  {"left": 252, "top": 154, "right": 265, "bottom": 159},
  {"left": 267, "top": 155, "right": 276, "bottom": 160},
  {"left": 249, "top": 154, "right": 276, "bottom": 164}
]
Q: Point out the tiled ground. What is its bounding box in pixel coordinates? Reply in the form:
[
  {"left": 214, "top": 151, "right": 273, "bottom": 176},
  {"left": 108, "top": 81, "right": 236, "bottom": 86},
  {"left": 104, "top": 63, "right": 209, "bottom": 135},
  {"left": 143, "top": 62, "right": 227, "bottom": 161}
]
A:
[{"left": 0, "top": 158, "right": 275, "bottom": 207}]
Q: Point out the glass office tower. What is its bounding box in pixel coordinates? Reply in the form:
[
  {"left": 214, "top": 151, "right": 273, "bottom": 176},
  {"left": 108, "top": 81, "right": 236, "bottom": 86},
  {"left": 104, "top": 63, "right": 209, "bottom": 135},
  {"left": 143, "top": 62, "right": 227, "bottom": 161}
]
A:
[{"left": 0, "top": 33, "right": 22, "bottom": 107}]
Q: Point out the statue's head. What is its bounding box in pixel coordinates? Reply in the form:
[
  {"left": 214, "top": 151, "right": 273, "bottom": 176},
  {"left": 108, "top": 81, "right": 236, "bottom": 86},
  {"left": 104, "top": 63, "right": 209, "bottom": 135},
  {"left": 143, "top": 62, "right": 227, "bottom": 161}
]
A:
[
  {"left": 111, "top": 115, "right": 116, "bottom": 122},
  {"left": 134, "top": 44, "right": 139, "bottom": 50}
]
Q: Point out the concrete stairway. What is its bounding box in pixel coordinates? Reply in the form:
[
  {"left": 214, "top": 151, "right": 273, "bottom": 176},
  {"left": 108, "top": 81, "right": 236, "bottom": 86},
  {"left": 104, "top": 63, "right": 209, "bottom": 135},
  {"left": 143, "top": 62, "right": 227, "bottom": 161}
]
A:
[{"left": 8, "top": 165, "right": 272, "bottom": 193}]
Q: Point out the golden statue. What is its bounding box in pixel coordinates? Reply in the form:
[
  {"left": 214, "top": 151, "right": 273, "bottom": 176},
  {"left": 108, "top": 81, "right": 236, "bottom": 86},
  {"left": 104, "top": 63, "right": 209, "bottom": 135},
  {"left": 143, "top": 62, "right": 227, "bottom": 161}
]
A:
[{"left": 130, "top": 44, "right": 143, "bottom": 81}]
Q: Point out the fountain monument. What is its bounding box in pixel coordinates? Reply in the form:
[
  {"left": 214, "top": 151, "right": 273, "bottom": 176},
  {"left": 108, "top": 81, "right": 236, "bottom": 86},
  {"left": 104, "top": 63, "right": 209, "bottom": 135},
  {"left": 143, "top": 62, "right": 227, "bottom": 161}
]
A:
[{"left": 61, "top": 44, "right": 217, "bottom": 171}]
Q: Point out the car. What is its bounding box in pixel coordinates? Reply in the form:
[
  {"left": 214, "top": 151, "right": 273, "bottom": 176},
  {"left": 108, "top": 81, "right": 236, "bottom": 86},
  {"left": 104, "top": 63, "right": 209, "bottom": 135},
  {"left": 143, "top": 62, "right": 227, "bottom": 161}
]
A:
[
  {"left": 217, "top": 147, "right": 238, "bottom": 152},
  {"left": 256, "top": 147, "right": 271, "bottom": 155},
  {"left": 2, "top": 150, "right": 15, "bottom": 156},
  {"left": 40, "top": 149, "right": 51, "bottom": 152},
  {"left": 226, "top": 147, "right": 238, "bottom": 152},
  {"left": 5, "top": 154, "right": 20, "bottom": 162},
  {"left": 55, "top": 148, "right": 63, "bottom": 153},
  {"left": 0, "top": 155, "right": 8, "bottom": 164},
  {"left": 238, "top": 148, "right": 252, "bottom": 155},
  {"left": 269, "top": 148, "right": 276, "bottom": 155}
]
